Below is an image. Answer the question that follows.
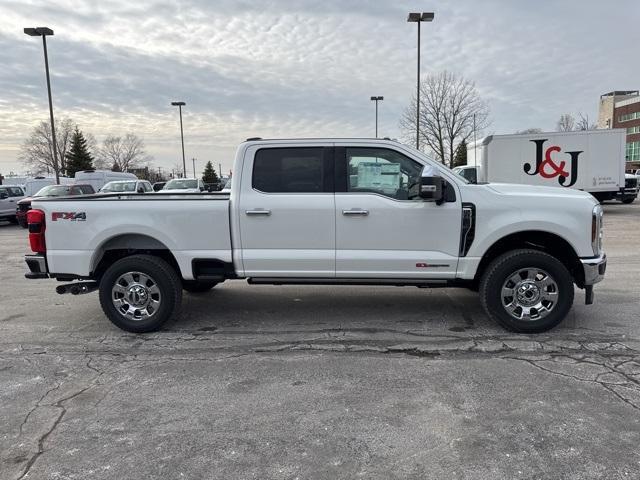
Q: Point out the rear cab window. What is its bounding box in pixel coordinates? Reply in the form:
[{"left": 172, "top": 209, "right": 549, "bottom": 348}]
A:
[{"left": 252, "top": 147, "right": 333, "bottom": 193}]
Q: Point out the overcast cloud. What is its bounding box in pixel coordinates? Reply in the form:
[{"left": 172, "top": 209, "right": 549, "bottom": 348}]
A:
[{"left": 0, "top": 0, "right": 638, "bottom": 176}]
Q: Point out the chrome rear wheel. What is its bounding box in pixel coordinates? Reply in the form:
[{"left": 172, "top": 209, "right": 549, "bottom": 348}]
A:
[{"left": 112, "top": 271, "right": 162, "bottom": 321}]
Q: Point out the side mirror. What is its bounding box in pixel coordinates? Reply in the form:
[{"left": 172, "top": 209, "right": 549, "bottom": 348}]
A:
[
  {"left": 419, "top": 172, "right": 444, "bottom": 204},
  {"left": 137, "top": 187, "right": 145, "bottom": 193},
  {"left": 200, "top": 186, "right": 205, "bottom": 192},
  {"left": 0, "top": 192, "right": 8, "bottom": 200}
]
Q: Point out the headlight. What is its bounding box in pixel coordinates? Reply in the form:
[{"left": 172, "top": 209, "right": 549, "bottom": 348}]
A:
[{"left": 591, "top": 204, "right": 604, "bottom": 255}]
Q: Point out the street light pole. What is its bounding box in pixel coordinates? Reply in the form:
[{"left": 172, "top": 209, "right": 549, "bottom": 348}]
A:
[
  {"left": 24, "top": 27, "right": 60, "bottom": 183},
  {"left": 192, "top": 158, "right": 196, "bottom": 178},
  {"left": 407, "top": 12, "right": 434, "bottom": 150},
  {"left": 370, "top": 96, "right": 384, "bottom": 138},
  {"left": 171, "top": 101, "right": 187, "bottom": 178}
]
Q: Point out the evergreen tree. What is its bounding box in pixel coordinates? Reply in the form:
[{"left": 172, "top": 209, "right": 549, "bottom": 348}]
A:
[
  {"left": 452, "top": 139, "right": 468, "bottom": 168},
  {"left": 65, "top": 127, "right": 94, "bottom": 177},
  {"left": 202, "top": 161, "right": 219, "bottom": 184}
]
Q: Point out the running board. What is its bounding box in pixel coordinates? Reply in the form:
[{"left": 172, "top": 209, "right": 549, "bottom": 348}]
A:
[{"left": 247, "top": 277, "right": 451, "bottom": 287}]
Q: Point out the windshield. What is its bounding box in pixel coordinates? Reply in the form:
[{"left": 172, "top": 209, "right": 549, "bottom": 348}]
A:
[
  {"left": 101, "top": 181, "right": 136, "bottom": 192},
  {"left": 223, "top": 179, "right": 232, "bottom": 189},
  {"left": 34, "top": 185, "right": 71, "bottom": 197},
  {"left": 165, "top": 179, "right": 198, "bottom": 190}
]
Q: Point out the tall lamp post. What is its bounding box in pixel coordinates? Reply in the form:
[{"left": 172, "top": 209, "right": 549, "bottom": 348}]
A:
[
  {"left": 407, "top": 12, "right": 434, "bottom": 150},
  {"left": 24, "top": 27, "right": 60, "bottom": 183},
  {"left": 192, "top": 158, "right": 196, "bottom": 178},
  {"left": 370, "top": 96, "right": 384, "bottom": 138},
  {"left": 171, "top": 101, "right": 187, "bottom": 178}
]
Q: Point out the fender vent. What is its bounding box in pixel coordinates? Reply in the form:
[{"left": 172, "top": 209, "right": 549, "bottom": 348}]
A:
[{"left": 459, "top": 203, "right": 476, "bottom": 257}]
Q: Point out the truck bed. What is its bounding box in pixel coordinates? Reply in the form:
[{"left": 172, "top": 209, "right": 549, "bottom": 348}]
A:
[{"left": 32, "top": 192, "right": 232, "bottom": 280}]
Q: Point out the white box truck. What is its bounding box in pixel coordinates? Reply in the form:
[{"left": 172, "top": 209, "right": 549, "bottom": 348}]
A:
[{"left": 457, "top": 129, "right": 638, "bottom": 203}]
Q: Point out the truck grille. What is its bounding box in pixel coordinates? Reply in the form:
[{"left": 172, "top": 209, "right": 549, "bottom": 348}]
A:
[{"left": 626, "top": 177, "right": 638, "bottom": 189}]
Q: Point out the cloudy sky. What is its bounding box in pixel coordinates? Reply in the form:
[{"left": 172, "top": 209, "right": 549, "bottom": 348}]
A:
[{"left": 0, "top": 0, "right": 638, "bottom": 177}]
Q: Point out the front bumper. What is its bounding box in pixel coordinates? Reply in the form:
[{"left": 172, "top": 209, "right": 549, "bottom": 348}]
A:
[
  {"left": 581, "top": 253, "right": 606, "bottom": 286},
  {"left": 25, "top": 254, "right": 49, "bottom": 279}
]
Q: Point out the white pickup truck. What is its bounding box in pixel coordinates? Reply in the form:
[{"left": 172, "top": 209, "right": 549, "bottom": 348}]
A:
[{"left": 24, "top": 138, "right": 606, "bottom": 334}]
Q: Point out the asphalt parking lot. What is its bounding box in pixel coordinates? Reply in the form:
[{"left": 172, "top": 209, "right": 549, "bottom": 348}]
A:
[{"left": 1, "top": 202, "right": 640, "bottom": 479}]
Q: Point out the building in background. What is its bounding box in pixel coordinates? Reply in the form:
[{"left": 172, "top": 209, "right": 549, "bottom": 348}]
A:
[{"left": 598, "top": 90, "right": 640, "bottom": 172}]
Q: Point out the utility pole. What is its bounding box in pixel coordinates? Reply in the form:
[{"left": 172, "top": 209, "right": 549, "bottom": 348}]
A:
[
  {"left": 171, "top": 101, "right": 187, "bottom": 178},
  {"left": 370, "top": 96, "right": 384, "bottom": 137},
  {"left": 24, "top": 27, "right": 60, "bottom": 183},
  {"left": 407, "top": 12, "right": 434, "bottom": 150},
  {"left": 192, "top": 158, "right": 196, "bottom": 178}
]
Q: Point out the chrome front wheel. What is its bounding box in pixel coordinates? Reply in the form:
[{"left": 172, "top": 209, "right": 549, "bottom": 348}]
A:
[{"left": 501, "top": 268, "right": 558, "bottom": 321}]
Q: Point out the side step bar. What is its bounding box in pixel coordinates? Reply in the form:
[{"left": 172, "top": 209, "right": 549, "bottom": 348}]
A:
[{"left": 247, "top": 277, "right": 451, "bottom": 288}]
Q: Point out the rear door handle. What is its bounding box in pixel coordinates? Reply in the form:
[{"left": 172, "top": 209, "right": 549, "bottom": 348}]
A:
[
  {"left": 342, "top": 209, "right": 369, "bottom": 216},
  {"left": 245, "top": 209, "right": 271, "bottom": 216}
]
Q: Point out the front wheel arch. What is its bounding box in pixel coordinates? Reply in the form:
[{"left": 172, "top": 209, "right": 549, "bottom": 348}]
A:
[{"left": 473, "top": 230, "right": 584, "bottom": 289}]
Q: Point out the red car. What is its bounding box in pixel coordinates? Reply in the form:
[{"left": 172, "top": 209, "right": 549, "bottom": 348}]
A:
[{"left": 16, "top": 184, "right": 95, "bottom": 228}]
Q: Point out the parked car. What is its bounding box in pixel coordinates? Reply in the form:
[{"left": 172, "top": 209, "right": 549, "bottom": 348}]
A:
[
  {"left": 22, "top": 177, "right": 74, "bottom": 197},
  {"left": 16, "top": 184, "right": 95, "bottom": 228},
  {"left": 220, "top": 178, "right": 232, "bottom": 193},
  {"left": 0, "top": 185, "right": 26, "bottom": 223},
  {"left": 152, "top": 182, "right": 166, "bottom": 192},
  {"left": 24, "top": 138, "right": 606, "bottom": 334},
  {"left": 74, "top": 170, "right": 137, "bottom": 192},
  {"left": 161, "top": 178, "right": 205, "bottom": 193},
  {"left": 99, "top": 180, "right": 153, "bottom": 194}
]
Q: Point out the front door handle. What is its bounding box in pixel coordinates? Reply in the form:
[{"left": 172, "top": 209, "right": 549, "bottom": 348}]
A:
[
  {"left": 246, "top": 209, "right": 271, "bottom": 216},
  {"left": 342, "top": 209, "right": 369, "bottom": 216}
]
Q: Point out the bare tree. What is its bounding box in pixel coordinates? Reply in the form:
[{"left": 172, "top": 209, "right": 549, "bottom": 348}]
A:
[
  {"left": 97, "top": 133, "right": 150, "bottom": 172},
  {"left": 575, "top": 113, "right": 597, "bottom": 131},
  {"left": 19, "top": 118, "right": 76, "bottom": 176},
  {"left": 516, "top": 128, "right": 544, "bottom": 134},
  {"left": 400, "top": 71, "right": 490, "bottom": 167},
  {"left": 556, "top": 114, "right": 575, "bottom": 132}
]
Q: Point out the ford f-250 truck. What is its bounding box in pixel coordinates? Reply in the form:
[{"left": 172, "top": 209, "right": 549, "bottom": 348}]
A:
[{"left": 24, "top": 138, "right": 607, "bottom": 334}]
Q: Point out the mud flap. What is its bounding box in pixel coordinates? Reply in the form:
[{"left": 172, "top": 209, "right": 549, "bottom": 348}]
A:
[{"left": 585, "top": 285, "right": 594, "bottom": 305}]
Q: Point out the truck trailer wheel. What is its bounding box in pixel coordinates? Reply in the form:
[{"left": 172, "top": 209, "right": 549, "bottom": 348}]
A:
[
  {"left": 479, "top": 249, "right": 574, "bottom": 333},
  {"left": 182, "top": 280, "right": 218, "bottom": 293},
  {"left": 98, "top": 255, "right": 182, "bottom": 333}
]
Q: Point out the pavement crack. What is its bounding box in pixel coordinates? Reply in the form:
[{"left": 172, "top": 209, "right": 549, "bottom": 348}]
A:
[
  {"left": 16, "top": 367, "right": 105, "bottom": 480},
  {"left": 506, "top": 354, "right": 640, "bottom": 413}
]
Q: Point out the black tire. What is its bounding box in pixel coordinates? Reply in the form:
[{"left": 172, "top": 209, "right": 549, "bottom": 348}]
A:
[
  {"left": 182, "top": 280, "right": 218, "bottom": 293},
  {"left": 479, "top": 249, "right": 574, "bottom": 333},
  {"left": 19, "top": 219, "right": 28, "bottom": 228},
  {"left": 8, "top": 216, "right": 18, "bottom": 224},
  {"left": 622, "top": 198, "right": 635, "bottom": 204},
  {"left": 98, "top": 255, "right": 182, "bottom": 333}
]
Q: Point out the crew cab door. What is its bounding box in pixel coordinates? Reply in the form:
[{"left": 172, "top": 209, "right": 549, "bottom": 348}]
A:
[
  {"left": 238, "top": 145, "right": 335, "bottom": 277},
  {"left": 334, "top": 145, "right": 462, "bottom": 278}
]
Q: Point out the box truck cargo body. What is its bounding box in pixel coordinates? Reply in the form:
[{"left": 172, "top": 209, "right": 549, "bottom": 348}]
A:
[{"left": 461, "top": 129, "right": 637, "bottom": 203}]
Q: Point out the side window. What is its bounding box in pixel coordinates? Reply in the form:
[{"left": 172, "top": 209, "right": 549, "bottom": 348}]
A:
[
  {"left": 0, "top": 187, "right": 7, "bottom": 197},
  {"left": 79, "top": 185, "right": 94, "bottom": 194},
  {"left": 345, "top": 147, "right": 423, "bottom": 200},
  {"left": 253, "top": 147, "right": 328, "bottom": 193},
  {"left": 9, "top": 187, "right": 24, "bottom": 197},
  {"left": 143, "top": 182, "right": 152, "bottom": 192}
]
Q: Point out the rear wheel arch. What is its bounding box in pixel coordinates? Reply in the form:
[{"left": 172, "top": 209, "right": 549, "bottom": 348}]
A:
[
  {"left": 91, "top": 234, "right": 181, "bottom": 281},
  {"left": 473, "top": 230, "right": 584, "bottom": 288}
]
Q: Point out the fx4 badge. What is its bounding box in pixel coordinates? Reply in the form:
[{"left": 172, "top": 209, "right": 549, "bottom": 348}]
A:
[{"left": 52, "top": 212, "right": 86, "bottom": 222}]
